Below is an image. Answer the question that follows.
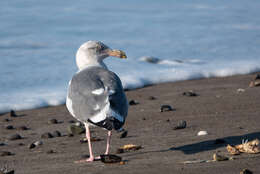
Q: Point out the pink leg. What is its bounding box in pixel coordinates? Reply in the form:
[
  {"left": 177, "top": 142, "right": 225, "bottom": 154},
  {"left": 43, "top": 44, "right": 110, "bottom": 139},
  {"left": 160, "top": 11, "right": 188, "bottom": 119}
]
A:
[{"left": 105, "top": 131, "right": 112, "bottom": 155}]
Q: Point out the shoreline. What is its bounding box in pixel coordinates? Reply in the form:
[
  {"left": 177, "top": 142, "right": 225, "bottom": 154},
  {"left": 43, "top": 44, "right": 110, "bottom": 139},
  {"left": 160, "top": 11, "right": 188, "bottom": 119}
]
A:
[{"left": 0, "top": 72, "right": 260, "bottom": 174}]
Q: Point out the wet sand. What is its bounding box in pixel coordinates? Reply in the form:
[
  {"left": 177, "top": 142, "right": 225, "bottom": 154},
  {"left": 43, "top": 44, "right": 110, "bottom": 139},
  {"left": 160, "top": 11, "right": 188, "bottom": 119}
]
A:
[{"left": 0, "top": 73, "right": 260, "bottom": 174}]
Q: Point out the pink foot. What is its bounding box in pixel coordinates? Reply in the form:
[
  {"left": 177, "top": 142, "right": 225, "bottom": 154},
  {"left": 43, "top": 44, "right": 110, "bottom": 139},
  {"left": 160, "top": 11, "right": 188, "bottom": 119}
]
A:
[{"left": 74, "top": 157, "right": 95, "bottom": 163}]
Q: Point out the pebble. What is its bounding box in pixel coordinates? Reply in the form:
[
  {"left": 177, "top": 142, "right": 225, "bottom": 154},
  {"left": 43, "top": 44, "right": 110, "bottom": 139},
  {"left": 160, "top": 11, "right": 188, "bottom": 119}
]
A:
[
  {"left": 0, "top": 151, "right": 13, "bottom": 156},
  {"left": 68, "top": 120, "right": 76, "bottom": 123},
  {"left": 182, "top": 90, "right": 198, "bottom": 97},
  {"left": 148, "top": 96, "right": 157, "bottom": 100},
  {"left": 237, "top": 88, "right": 245, "bottom": 93},
  {"left": 140, "top": 56, "right": 161, "bottom": 64},
  {"left": 8, "top": 134, "right": 22, "bottom": 140},
  {"left": 68, "top": 125, "right": 85, "bottom": 135},
  {"left": 160, "top": 105, "right": 174, "bottom": 112},
  {"left": 48, "top": 118, "right": 58, "bottom": 124},
  {"left": 5, "top": 125, "right": 14, "bottom": 130},
  {"left": 46, "top": 150, "right": 55, "bottom": 154},
  {"left": 17, "top": 126, "right": 29, "bottom": 130},
  {"left": 9, "top": 110, "right": 17, "bottom": 117},
  {"left": 197, "top": 131, "right": 208, "bottom": 136},
  {"left": 173, "top": 120, "right": 187, "bottom": 130},
  {"left": 129, "top": 100, "right": 139, "bottom": 105},
  {"left": 3, "top": 118, "right": 11, "bottom": 122},
  {"left": 120, "top": 130, "right": 128, "bottom": 139},
  {"left": 41, "top": 132, "right": 53, "bottom": 139},
  {"left": 52, "top": 130, "right": 61, "bottom": 137},
  {"left": 240, "top": 169, "right": 253, "bottom": 174},
  {"left": 100, "top": 154, "right": 122, "bottom": 163}
]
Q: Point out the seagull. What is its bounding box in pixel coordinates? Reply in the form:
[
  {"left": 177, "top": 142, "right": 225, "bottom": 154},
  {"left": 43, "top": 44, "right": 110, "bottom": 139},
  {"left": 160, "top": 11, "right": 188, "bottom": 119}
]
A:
[{"left": 66, "top": 41, "right": 128, "bottom": 162}]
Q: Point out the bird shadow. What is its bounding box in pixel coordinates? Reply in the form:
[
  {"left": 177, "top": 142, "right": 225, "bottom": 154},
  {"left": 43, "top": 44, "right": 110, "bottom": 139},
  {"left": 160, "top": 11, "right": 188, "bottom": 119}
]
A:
[{"left": 122, "top": 131, "right": 260, "bottom": 157}]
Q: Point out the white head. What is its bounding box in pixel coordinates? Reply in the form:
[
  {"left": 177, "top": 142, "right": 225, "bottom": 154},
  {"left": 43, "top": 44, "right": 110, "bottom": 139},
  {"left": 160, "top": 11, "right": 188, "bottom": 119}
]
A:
[{"left": 76, "top": 41, "right": 127, "bottom": 70}]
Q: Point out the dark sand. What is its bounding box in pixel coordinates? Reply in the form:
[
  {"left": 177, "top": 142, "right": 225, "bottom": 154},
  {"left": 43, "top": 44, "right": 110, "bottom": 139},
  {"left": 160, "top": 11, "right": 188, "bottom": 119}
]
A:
[{"left": 1, "top": 73, "right": 260, "bottom": 174}]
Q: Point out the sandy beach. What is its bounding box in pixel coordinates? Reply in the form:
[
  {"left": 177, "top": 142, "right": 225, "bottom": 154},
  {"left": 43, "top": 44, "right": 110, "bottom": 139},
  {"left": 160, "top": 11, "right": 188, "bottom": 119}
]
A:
[{"left": 0, "top": 73, "right": 260, "bottom": 174}]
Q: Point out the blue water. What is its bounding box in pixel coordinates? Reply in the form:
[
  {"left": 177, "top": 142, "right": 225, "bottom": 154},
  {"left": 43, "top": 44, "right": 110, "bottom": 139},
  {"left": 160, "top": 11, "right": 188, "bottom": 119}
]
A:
[{"left": 1, "top": 0, "right": 260, "bottom": 113}]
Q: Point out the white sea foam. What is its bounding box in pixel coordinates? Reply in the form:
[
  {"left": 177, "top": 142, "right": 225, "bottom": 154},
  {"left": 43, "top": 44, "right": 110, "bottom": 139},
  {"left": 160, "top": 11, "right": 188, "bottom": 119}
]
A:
[{"left": 0, "top": 0, "right": 260, "bottom": 114}]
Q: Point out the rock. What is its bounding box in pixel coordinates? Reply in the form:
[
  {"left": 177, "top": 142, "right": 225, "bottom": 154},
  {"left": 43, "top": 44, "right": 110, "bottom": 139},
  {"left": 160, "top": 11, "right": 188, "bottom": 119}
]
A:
[
  {"left": 5, "top": 125, "right": 14, "bottom": 130},
  {"left": 140, "top": 56, "right": 161, "bottom": 64},
  {"left": 173, "top": 120, "right": 187, "bottom": 130},
  {"left": 182, "top": 90, "right": 198, "bottom": 97},
  {"left": 129, "top": 100, "right": 139, "bottom": 105},
  {"left": 41, "top": 132, "right": 53, "bottom": 139},
  {"left": 148, "top": 96, "right": 157, "bottom": 100},
  {"left": 237, "top": 88, "right": 245, "bottom": 93},
  {"left": 197, "top": 131, "right": 208, "bottom": 136},
  {"left": 3, "top": 118, "right": 11, "bottom": 122},
  {"left": 160, "top": 105, "right": 174, "bottom": 112},
  {"left": 214, "top": 138, "right": 226, "bottom": 144},
  {"left": 67, "top": 133, "right": 74, "bottom": 137},
  {"left": 142, "top": 117, "right": 146, "bottom": 120},
  {"left": 52, "top": 130, "right": 61, "bottom": 137},
  {"left": 0, "top": 151, "right": 13, "bottom": 156},
  {"left": 28, "top": 143, "right": 36, "bottom": 149},
  {"left": 68, "top": 120, "right": 76, "bottom": 123},
  {"left": 46, "top": 150, "right": 55, "bottom": 154},
  {"left": 68, "top": 125, "right": 85, "bottom": 135},
  {"left": 17, "top": 126, "right": 29, "bottom": 130},
  {"left": 100, "top": 154, "right": 122, "bottom": 163},
  {"left": 48, "top": 118, "right": 58, "bottom": 124},
  {"left": 240, "top": 169, "right": 253, "bottom": 174},
  {"left": 120, "top": 130, "right": 128, "bottom": 139},
  {"left": 34, "top": 140, "right": 43, "bottom": 146},
  {"left": 8, "top": 134, "right": 22, "bottom": 140},
  {"left": 18, "top": 143, "right": 24, "bottom": 146},
  {"left": 10, "top": 110, "right": 17, "bottom": 117},
  {"left": 213, "top": 153, "right": 229, "bottom": 161}
]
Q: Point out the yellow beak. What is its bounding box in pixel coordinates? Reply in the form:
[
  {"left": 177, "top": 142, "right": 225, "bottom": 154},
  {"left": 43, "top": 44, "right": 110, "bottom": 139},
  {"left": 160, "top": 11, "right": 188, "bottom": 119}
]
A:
[{"left": 107, "top": 49, "right": 127, "bottom": 59}]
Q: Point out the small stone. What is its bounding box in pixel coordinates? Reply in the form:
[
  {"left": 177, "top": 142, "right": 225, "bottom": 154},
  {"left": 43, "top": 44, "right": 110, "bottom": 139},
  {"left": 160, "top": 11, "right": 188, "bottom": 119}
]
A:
[
  {"left": 237, "top": 88, "right": 245, "bottom": 93},
  {"left": 240, "top": 169, "right": 253, "bottom": 174},
  {"left": 100, "top": 154, "right": 122, "bottom": 163},
  {"left": 34, "top": 140, "right": 43, "bottom": 146},
  {"left": 17, "top": 126, "right": 29, "bottom": 130},
  {"left": 3, "top": 118, "right": 11, "bottom": 122},
  {"left": 214, "top": 138, "right": 226, "bottom": 144},
  {"left": 166, "top": 119, "right": 170, "bottom": 122},
  {"left": 48, "top": 118, "right": 58, "bottom": 124},
  {"left": 41, "top": 132, "right": 53, "bottom": 139},
  {"left": 68, "top": 125, "right": 85, "bottom": 135},
  {"left": 148, "top": 96, "right": 157, "bottom": 100},
  {"left": 0, "top": 151, "right": 13, "bottom": 156},
  {"left": 10, "top": 110, "right": 17, "bottom": 117},
  {"left": 160, "top": 105, "right": 174, "bottom": 112},
  {"left": 129, "top": 100, "right": 139, "bottom": 105},
  {"left": 142, "top": 117, "right": 146, "bottom": 120},
  {"left": 52, "top": 130, "right": 61, "bottom": 137},
  {"left": 213, "top": 153, "right": 229, "bottom": 161},
  {"left": 8, "top": 134, "right": 22, "bottom": 140},
  {"left": 28, "top": 143, "right": 36, "bottom": 149},
  {"left": 120, "top": 130, "right": 128, "bottom": 139},
  {"left": 67, "top": 133, "right": 74, "bottom": 137},
  {"left": 5, "top": 125, "right": 14, "bottom": 130},
  {"left": 173, "top": 120, "right": 187, "bottom": 130},
  {"left": 18, "top": 143, "right": 25, "bottom": 146},
  {"left": 46, "top": 150, "right": 55, "bottom": 154},
  {"left": 140, "top": 56, "right": 161, "bottom": 64},
  {"left": 197, "top": 131, "right": 208, "bottom": 136},
  {"left": 182, "top": 90, "right": 198, "bottom": 97}
]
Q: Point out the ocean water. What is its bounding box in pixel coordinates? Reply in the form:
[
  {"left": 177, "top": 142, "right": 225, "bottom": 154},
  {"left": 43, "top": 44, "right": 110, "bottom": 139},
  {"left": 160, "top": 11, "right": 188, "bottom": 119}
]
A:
[{"left": 1, "top": 0, "right": 260, "bottom": 113}]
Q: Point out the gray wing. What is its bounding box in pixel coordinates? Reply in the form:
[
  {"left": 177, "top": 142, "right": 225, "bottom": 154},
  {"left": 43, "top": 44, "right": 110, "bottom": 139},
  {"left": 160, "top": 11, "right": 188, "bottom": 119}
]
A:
[{"left": 66, "top": 66, "right": 128, "bottom": 130}]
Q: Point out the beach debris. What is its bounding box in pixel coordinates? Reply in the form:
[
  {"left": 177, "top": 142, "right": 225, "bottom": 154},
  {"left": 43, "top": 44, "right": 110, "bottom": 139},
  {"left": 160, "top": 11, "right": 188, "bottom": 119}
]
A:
[
  {"left": 100, "top": 154, "right": 122, "bottom": 163},
  {"left": 9, "top": 110, "right": 17, "bottom": 117},
  {"left": 214, "top": 138, "right": 226, "bottom": 144},
  {"left": 240, "top": 169, "right": 253, "bottom": 174},
  {"left": 68, "top": 124, "right": 85, "bottom": 135},
  {"left": 182, "top": 90, "right": 198, "bottom": 97},
  {"left": 140, "top": 56, "right": 161, "bottom": 64},
  {"left": 173, "top": 120, "right": 187, "bottom": 130},
  {"left": 213, "top": 153, "right": 229, "bottom": 161},
  {"left": 119, "top": 130, "right": 128, "bottom": 139},
  {"left": 48, "top": 118, "right": 58, "bottom": 124},
  {"left": 17, "top": 126, "right": 29, "bottom": 130},
  {"left": 197, "top": 131, "right": 208, "bottom": 136},
  {"left": 117, "top": 144, "right": 142, "bottom": 154},
  {"left": 227, "top": 139, "right": 260, "bottom": 155},
  {"left": 41, "top": 132, "right": 53, "bottom": 139},
  {"left": 148, "top": 96, "right": 157, "bottom": 100},
  {"left": 160, "top": 105, "right": 174, "bottom": 112},
  {"left": 5, "top": 125, "right": 14, "bottom": 130},
  {"left": 129, "top": 100, "right": 139, "bottom": 105},
  {"left": 249, "top": 74, "right": 260, "bottom": 87},
  {"left": 8, "top": 134, "right": 22, "bottom": 140},
  {"left": 182, "top": 159, "right": 213, "bottom": 164},
  {"left": 80, "top": 137, "right": 101, "bottom": 143},
  {"left": 226, "top": 144, "right": 240, "bottom": 155},
  {"left": 52, "top": 130, "right": 61, "bottom": 137},
  {"left": 237, "top": 88, "right": 245, "bottom": 93}
]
